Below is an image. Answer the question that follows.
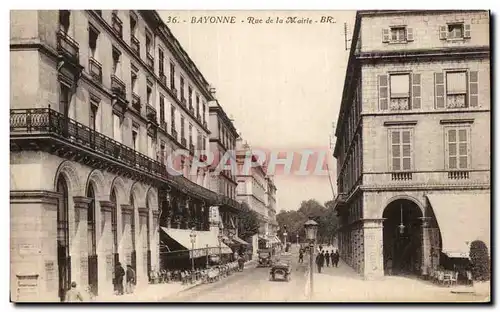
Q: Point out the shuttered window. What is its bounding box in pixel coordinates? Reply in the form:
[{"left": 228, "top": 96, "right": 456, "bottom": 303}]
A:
[
  {"left": 435, "top": 71, "right": 478, "bottom": 109},
  {"left": 439, "top": 23, "right": 471, "bottom": 40},
  {"left": 445, "top": 127, "right": 471, "bottom": 170},
  {"left": 389, "top": 129, "right": 413, "bottom": 171}
]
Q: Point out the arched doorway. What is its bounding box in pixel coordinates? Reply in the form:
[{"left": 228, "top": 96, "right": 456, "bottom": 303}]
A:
[
  {"left": 110, "top": 188, "right": 119, "bottom": 290},
  {"left": 56, "top": 174, "right": 71, "bottom": 301},
  {"left": 470, "top": 240, "right": 490, "bottom": 281},
  {"left": 383, "top": 199, "right": 423, "bottom": 276},
  {"left": 86, "top": 183, "right": 98, "bottom": 296},
  {"left": 145, "top": 196, "right": 152, "bottom": 279}
]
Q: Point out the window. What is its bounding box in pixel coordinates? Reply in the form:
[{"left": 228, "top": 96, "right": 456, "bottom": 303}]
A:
[
  {"left": 159, "top": 49, "right": 164, "bottom": 76},
  {"left": 202, "top": 135, "right": 206, "bottom": 150},
  {"left": 59, "top": 84, "right": 71, "bottom": 117},
  {"left": 389, "top": 74, "right": 410, "bottom": 110},
  {"left": 181, "top": 116, "right": 185, "bottom": 140},
  {"left": 197, "top": 130, "right": 202, "bottom": 150},
  {"left": 112, "top": 47, "right": 121, "bottom": 75},
  {"left": 146, "top": 85, "right": 152, "bottom": 106},
  {"left": 435, "top": 71, "right": 478, "bottom": 109},
  {"left": 446, "top": 127, "right": 470, "bottom": 170},
  {"left": 382, "top": 26, "right": 413, "bottom": 43},
  {"left": 389, "top": 129, "right": 413, "bottom": 171},
  {"left": 188, "top": 86, "right": 193, "bottom": 107},
  {"left": 203, "top": 102, "right": 206, "bottom": 124},
  {"left": 147, "top": 134, "right": 155, "bottom": 158},
  {"left": 391, "top": 27, "right": 406, "bottom": 42},
  {"left": 379, "top": 73, "right": 421, "bottom": 111},
  {"left": 160, "top": 142, "right": 166, "bottom": 164},
  {"left": 180, "top": 76, "right": 185, "bottom": 101},
  {"left": 59, "top": 10, "right": 70, "bottom": 33},
  {"left": 90, "top": 104, "right": 97, "bottom": 131},
  {"left": 132, "top": 124, "right": 139, "bottom": 151},
  {"left": 170, "top": 62, "right": 175, "bottom": 90},
  {"left": 113, "top": 114, "right": 122, "bottom": 143},
  {"left": 159, "top": 95, "right": 165, "bottom": 123},
  {"left": 189, "top": 124, "right": 193, "bottom": 147},
  {"left": 146, "top": 30, "right": 152, "bottom": 54},
  {"left": 89, "top": 24, "right": 99, "bottom": 59},
  {"left": 440, "top": 23, "right": 471, "bottom": 40},
  {"left": 130, "top": 13, "right": 137, "bottom": 38},
  {"left": 131, "top": 69, "right": 138, "bottom": 95},
  {"left": 196, "top": 94, "right": 200, "bottom": 117}
]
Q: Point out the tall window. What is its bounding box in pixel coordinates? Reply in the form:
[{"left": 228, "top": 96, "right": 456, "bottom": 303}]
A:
[
  {"left": 446, "top": 127, "right": 470, "bottom": 170},
  {"left": 87, "top": 184, "right": 97, "bottom": 256},
  {"left": 146, "top": 30, "right": 152, "bottom": 55},
  {"left": 110, "top": 189, "right": 118, "bottom": 255},
  {"left": 446, "top": 71, "right": 467, "bottom": 108},
  {"left": 146, "top": 85, "right": 152, "bottom": 106},
  {"left": 181, "top": 116, "right": 185, "bottom": 142},
  {"left": 188, "top": 86, "right": 193, "bottom": 107},
  {"left": 159, "top": 49, "right": 164, "bottom": 76},
  {"left": 189, "top": 124, "right": 193, "bottom": 147},
  {"left": 131, "top": 69, "right": 138, "bottom": 95},
  {"left": 196, "top": 94, "right": 200, "bottom": 117},
  {"left": 89, "top": 24, "right": 99, "bottom": 59},
  {"left": 59, "top": 84, "right": 71, "bottom": 118},
  {"left": 180, "top": 76, "right": 185, "bottom": 102},
  {"left": 389, "top": 129, "right": 413, "bottom": 171},
  {"left": 389, "top": 74, "right": 410, "bottom": 110},
  {"left": 197, "top": 130, "right": 202, "bottom": 150},
  {"left": 159, "top": 95, "right": 165, "bottom": 124},
  {"left": 170, "top": 62, "right": 175, "bottom": 90},
  {"left": 147, "top": 134, "right": 155, "bottom": 158},
  {"left": 130, "top": 13, "right": 137, "bottom": 38},
  {"left": 202, "top": 102, "right": 206, "bottom": 124},
  {"left": 56, "top": 175, "right": 70, "bottom": 301},
  {"left": 90, "top": 104, "right": 97, "bottom": 131},
  {"left": 59, "top": 10, "right": 70, "bottom": 33},
  {"left": 113, "top": 114, "right": 122, "bottom": 143},
  {"left": 160, "top": 142, "right": 166, "bottom": 164},
  {"left": 171, "top": 106, "right": 176, "bottom": 129},
  {"left": 132, "top": 124, "right": 139, "bottom": 151},
  {"left": 112, "top": 47, "right": 121, "bottom": 76}
]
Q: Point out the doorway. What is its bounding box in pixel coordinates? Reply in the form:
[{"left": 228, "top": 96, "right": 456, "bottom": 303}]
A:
[
  {"left": 87, "top": 183, "right": 98, "bottom": 296},
  {"left": 56, "top": 175, "right": 71, "bottom": 301},
  {"left": 383, "top": 199, "right": 423, "bottom": 276}
]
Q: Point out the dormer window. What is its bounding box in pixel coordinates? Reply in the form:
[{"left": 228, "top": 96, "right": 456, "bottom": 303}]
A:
[
  {"left": 448, "top": 23, "right": 464, "bottom": 39},
  {"left": 382, "top": 26, "right": 413, "bottom": 44},
  {"left": 440, "top": 23, "right": 471, "bottom": 40}
]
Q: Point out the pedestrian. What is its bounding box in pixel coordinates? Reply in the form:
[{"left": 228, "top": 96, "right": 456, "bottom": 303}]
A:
[
  {"left": 114, "top": 261, "right": 125, "bottom": 295},
  {"left": 64, "top": 281, "right": 84, "bottom": 302},
  {"left": 333, "top": 250, "right": 340, "bottom": 267},
  {"left": 325, "top": 250, "right": 331, "bottom": 267},
  {"left": 126, "top": 264, "right": 136, "bottom": 294},
  {"left": 238, "top": 255, "right": 245, "bottom": 271},
  {"left": 298, "top": 249, "right": 304, "bottom": 263},
  {"left": 316, "top": 250, "right": 325, "bottom": 273}
]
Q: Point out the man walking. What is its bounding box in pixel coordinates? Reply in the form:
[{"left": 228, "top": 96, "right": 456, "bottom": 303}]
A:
[
  {"left": 325, "top": 250, "right": 331, "bottom": 267},
  {"left": 298, "top": 249, "right": 304, "bottom": 263},
  {"left": 126, "top": 264, "right": 136, "bottom": 294},
  {"left": 316, "top": 250, "right": 325, "bottom": 273},
  {"left": 333, "top": 250, "right": 340, "bottom": 268},
  {"left": 114, "top": 261, "right": 125, "bottom": 295}
]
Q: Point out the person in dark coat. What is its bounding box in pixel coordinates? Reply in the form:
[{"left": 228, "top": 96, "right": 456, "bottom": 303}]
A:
[
  {"left": 126, "top": 264, "right": 136, "bottom": 294},
  {"left": 114, "top": 261, "right": 125, "bottom": 295},
  {"left": 298, "top": 249, "right": 304, "bottom": 263},
  {"left": 316, "top": 250, "right": 325, "bottom": 273},
  {"left": 333, "top": 250, "right": 340, "bottom": 267},
  {"left": 325, "top": 251, "right": 331, "bottom": 267}
]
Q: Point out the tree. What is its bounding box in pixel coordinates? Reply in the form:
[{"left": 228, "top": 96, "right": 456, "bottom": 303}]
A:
[{"left": 237, "top": 202, "right": 260, "bottom": 241}]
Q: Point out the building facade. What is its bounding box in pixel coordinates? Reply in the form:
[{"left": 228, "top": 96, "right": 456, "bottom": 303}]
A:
[
  {"left": 10, "top": 10, "right": 238, "bottom": 302},
  {"left": 333, "top": 10, "right": 490, "bottom": 280},
  {"left": 265, "top": 175, "right": 279, "bottom": 237}
]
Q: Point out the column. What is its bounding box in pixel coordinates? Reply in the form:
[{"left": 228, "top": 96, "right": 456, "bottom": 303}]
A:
[
  {"left": 98, "top": 200, "right": 114, "bottom": 298},
  {"left": 120, "top": 204, "right": 134, "bottom": 266},
  {"left": 137, "top": 207, "right": 149, "bottom": 289},
  {"left": 419, "top": 217, "right": 432, "bottom": 277},
  {"left": 152, "top": 210, "right": 160, "bottom": 272},
  {"left": 363, "top": 219, "right": 385, "bottom": 280},
  {"left": 72, "top": 196, "right": 92, "bottom": 288}
]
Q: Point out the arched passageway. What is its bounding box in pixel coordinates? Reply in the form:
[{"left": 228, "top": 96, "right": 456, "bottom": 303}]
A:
[
  {"left": 56, "top": 174, "right": 71, "bottom": 301},
  {"left": 383, "top": 199, "right": 423, "bottom": 276}
]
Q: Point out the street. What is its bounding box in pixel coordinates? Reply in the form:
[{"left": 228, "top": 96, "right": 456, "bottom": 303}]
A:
[{"left": 166, "top": 247, "right": 308, "bottom": 302}]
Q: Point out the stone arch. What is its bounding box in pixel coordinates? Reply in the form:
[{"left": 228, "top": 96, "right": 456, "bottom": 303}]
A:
[
  {"left": 381, "top": 195, "right": 425, "bottom": 219},
  {"left": 129, "top": 182, "right": 146, "bottom": 208},
  {"left": 85, "top": 169, "right": 107, "bottom": 200},
  {"left": 145, "top": 186, "right": 158, "bottom": 211},
  {"left": 54, "top": 160, "right": 83, "bottom": 196},
  {"left": 109, "top": 176, "right": 127, "bottom": 204}
]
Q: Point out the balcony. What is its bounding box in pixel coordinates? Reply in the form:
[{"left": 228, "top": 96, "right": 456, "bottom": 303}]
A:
[
  {"left": 391, "top": 172, "right": 412, "bottom": 181},
  {"left": 57, "top": 30, "right": 79, "bottom": 62},
  {"left": 112, "top": 13, "right": 123, "bottom": 38},
  {"left": 111, "top": 75, "right": 127, "bottom": 101},
  {"left": 88, "top": 57, "right": 102, "bottom": 84},
  {"left": 181, "top": 137, "right": 187, "bottom": 147},
  {"left": 146, "top": 52, "right": 154, "bottom": 70},
  {"left": 363, "top": 170, "right": 489, "bottom": 186},
  {"left": 189, "top": 144, "right": 195, "bottom": 155},
  {"left": 448, "top": 170, "right": 470, "bottom": 180},
  {"left": 146, "top": 105, "right": 157, "bottom": 124},
  {"left": 10, "top": 108, "right": 166, "bottom": 181},
  {"left": 132, "top": 93, "right": 141, "bottom": 112},
  {"left": 131, "top": 36, "right": 140, "bottom": 57},
  {"left": 160, "top": 73, "right": 167, "bottom": 86},
  {"left": 171, "top": 128, "right": 178, "bottom": 141}
]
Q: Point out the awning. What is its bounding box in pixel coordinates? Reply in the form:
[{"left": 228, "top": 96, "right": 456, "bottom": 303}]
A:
[
  {"left": 231, "top": 236, "right": 249, "bottom": 245},
  {"left": 160, "top": 227, "right": 232, "bottom": 258},
  {"left": 426, "top": 193, "right": 490, "bottom": 258}
]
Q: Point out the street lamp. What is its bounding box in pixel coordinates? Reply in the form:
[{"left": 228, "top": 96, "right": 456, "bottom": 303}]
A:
[
  {"left": 189, "top": 227, "right": 196, "bottom": 273},
  {"left": 296, "top": 233, "right": 299, "bottom": 245},
  {"left": 304, "top": 219, "right": 318, "bottom": 298}
]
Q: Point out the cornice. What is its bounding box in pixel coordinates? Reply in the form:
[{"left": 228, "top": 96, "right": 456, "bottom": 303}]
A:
[{"left": 356, "top": 46, "right": 490, "bottom": 63}]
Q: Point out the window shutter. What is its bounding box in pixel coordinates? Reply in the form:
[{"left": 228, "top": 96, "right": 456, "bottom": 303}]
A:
[
  {"left": 406, "top": 28, "right": 414, "bottom": 41},
  {"left": 464, "top": 24, "right": 471, "bottom": 39},
  {"left": 439, "top": 25, "right": 447, "bottom": 40},
  {"left": 378, "top": 74, "right": 389, "bottom": 110},
  {"left": 382, "top": 28, "right": 390, "bottom": 43},
  {"left": 469, "top": 71, "right": 478, "bottom": 107},
  {"left": 434, "top": 72, "right": 445, "bottom": 109},
  {"left": 412, "top": 73, "right": 421, "bottom": 109}
]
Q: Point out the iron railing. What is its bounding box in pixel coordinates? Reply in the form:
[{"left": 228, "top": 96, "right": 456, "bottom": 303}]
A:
[
  {"left": 131, "top": 36, "right": 140, "bottom": 56},
  {"left": 57, "top": 30, "right": 79, "bottom": 62},
  {"left": 10, "top": 108, "right": 220, "bottom": 203},
  {"left": 132, "top": 93, "right": 141, "bottom": 111},
  {"left": 112, "top": 13, "right": 123, "bottom": 38},
  {"left": 146, "top": 105, "right": 157, "bottom": 123},
  {"left": 111, "top": 75, "right": 126, "bottom": 100}
]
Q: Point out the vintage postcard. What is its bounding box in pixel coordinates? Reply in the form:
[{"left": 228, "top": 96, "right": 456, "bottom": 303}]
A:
[{"left": 9, "top": 9, "right": 491, "bottom": 303}]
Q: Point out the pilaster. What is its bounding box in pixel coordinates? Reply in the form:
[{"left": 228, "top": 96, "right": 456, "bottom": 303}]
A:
[
  {"left": 362, "top": 218, "right": 385, "bottom": 280},
  {"left": 72, "top": 196, "right": 92, "bottom": 287}
]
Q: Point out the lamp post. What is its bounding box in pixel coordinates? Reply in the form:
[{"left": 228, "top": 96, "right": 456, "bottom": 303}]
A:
[
  {"left": 189, "top": 227, "right": 196, "bottom": 272},
  {"left": 217, "top": 225, "right": 223, "bottom": 265},
  {"left": 297, "top": 233, "right": 299, "bottom": 245},
  {"left": 304, "top": 219, "right": 318, "bottom": 299}
]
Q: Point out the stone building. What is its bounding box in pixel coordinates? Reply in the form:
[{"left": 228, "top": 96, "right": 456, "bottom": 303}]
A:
[
  {"left": 10, "top": 10, "right": 234, "bottom": 301},
  {"left": 333, "top": 10, "right": 490, "bottom": 280},
  {"left": 265, "top": 175, "right": 279, "bottom": 238}
]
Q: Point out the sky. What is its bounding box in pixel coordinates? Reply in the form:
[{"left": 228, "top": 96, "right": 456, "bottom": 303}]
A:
[{"left": 164, "top": 11, "right": 356, "bottom": 212}]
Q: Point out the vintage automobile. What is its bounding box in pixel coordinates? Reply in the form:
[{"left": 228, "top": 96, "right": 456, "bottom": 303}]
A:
[
  {"left": 269, "top": 262, "right": 291, "bottom": 282},
  {"left": 257, "top": 248, "right": 273, "bottom": 267}
]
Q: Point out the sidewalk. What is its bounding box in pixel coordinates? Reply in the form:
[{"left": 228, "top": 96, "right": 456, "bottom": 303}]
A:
[{"left": 305, "top": 260, "right": 490, "bottom": 302}]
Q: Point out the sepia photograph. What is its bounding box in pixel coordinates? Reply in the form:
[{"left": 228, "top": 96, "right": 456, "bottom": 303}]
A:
[{"left": 8, "top": 7, "right": 491, "bottom": 303}]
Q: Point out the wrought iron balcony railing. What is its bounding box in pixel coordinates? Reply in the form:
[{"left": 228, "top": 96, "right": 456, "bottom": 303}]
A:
[
  {"left": 89, "top": 57, "right": 102, "bottom": 84},
  {"left": 132, "top": 93, "right": 141, "bottom": 111},
  {"left": 10, "top": 108, "right": 221, "bottom": 203},
  {"left": 57, "top": 30, "right": 79, "bottom": 62},
  {"left": 181, "top": 137, "right": 187, "bottom": 147},
  {"left": 112, "top": 13, "right": 123, "bottom": 38},
  {"left": 146, "top": 105, "right": 157, "bottom": 123},
  {"left": 131, "top": 36, "right": 140, "bottom": 56},
  {"left": 111, "top": 75, "right": 126, "bottom": 100},
  {"left": 171, "top": 128, "right": 178, "bottom": 141},
  {"left": 10, "top": 108, "right": 165, "bottom": 178},
  {"left": 189, "top": 144, "right": 195, "bottom": 155}
]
